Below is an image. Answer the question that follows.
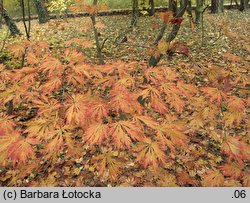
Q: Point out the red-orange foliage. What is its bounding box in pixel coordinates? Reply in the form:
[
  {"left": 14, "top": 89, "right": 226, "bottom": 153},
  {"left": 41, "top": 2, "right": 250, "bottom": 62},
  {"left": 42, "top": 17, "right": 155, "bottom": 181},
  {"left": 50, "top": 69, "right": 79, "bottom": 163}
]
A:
[{"left": 0, "top": 37, "right": 249, "bottom": 186}]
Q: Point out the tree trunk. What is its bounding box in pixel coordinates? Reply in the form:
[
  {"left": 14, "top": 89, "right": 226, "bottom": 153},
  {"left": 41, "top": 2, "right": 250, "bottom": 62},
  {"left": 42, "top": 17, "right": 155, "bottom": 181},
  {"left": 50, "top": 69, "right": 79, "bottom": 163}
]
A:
[
  {"left": 131, "top": 0, "right": 139, "bottom": 27},
  {"left": 91, "top": 0, "right": 104, "bottom": 64},
  {"left": 211, "top": 0, "right": 224, "bottom": 13},
  {"left": 2, "top": 9, "right": 21, "bottom": 36},
  {"left": 169, "top": 0, "right": 177, "bottom": 13},
  {"left": 148, "top": 0, "right": 155, "bottom": 16},
  {"left": 219, "top": 0, "right": 224, "bottom": 12},
  {"left": 239, "top": 0, "right": 248, "bottom": 10},
  {"left": 148, "top": 0, "right": 188, "bottom": 67},
  {"left": 33, "top": 0, "right": 49, "bottom": 23},
  {"left": 186, "top": 0, "right": 192, "bottom": 16},
  {"left": 195, "top": 0, "right": 205, "bottom": 24}
]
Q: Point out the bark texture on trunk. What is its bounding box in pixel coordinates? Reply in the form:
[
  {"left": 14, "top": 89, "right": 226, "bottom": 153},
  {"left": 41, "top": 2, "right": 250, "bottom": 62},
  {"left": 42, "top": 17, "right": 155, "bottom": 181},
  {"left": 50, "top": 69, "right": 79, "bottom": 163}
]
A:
[
  {"left": 148, "top": 0, "right": 188, "bottom": 67},
  {"left": 211, "top": 0, "right": 224, "bottom": 13},
  {"left": 91, "top": 0, "right": 104, "bottom": 64},
  {"left": 33, "top": 0, "right": 49, "bottom": 23},
  {"left": 2, "top": 9, "right": 21, "bottom": 35},
  {"left": 148, "top": 0, "right": 155, "bottom": 16},
  {"left": 195, "top": 0, "right": 205, "bottom": 24},
  {"left": 131, "top": 0, "right": 139, "bottom": 27}
]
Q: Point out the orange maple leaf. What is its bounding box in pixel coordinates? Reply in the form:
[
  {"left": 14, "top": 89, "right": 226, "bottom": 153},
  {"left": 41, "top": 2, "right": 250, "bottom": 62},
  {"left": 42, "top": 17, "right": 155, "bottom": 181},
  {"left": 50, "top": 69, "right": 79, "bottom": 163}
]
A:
[
  {"left": 40, "top": 76, "right": 62, "bottom": 94},
  {"left": 93, "top": 151, "right": 121, "bottom": 181},
  {"left": 227, "top": 96, "right": 246, "bottom": 112},
  {"left": 39, "top": 56, "right": 64, "bottom": 77},
  {"left": 110, "top": 86, "right": 142, "bottom": 114},
  {"left": 33, "top": 96, "right": 61, "bottom": 116},
  {"left": 65, "top": 94, "right": 88, "bottom": 127},
  {"left": 7, "top": 137, "right": 38, "bottom": 165},
  {"left": 221, "top": 136, "right": 243, "bottom": 165},
  {"left": 84, "top": 123, "right": 109, "bottom": 146},
  {"left": 202, "top": 87, "right": 227, "bottom": 105},
  {"left": 220, "top": 162, "right": 243, "bottom": 179},
  {"left": 135, "top": 138, "right": 166, "bottom": 169},
  {"left": 202, "top": 169, "right": 225, "bottom": 187},
  {"left": 133, "top": 116, "right": 159, "bottom": 130},
  {"left": 109, "top": 121, "right": 144, "bottom": 149}
]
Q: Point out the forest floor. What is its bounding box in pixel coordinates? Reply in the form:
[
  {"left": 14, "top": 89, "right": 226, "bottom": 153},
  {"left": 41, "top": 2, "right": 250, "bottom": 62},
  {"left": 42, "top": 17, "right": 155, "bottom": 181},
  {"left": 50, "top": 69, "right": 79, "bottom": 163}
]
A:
[{"left": 0, "top": 10, "right": 249, "bottom": 186}]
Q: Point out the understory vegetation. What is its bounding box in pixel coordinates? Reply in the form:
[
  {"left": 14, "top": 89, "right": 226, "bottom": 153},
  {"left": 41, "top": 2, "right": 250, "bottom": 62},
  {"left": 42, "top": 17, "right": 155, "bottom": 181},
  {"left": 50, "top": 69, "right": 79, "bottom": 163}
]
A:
[{"left": 0, "top": 0, "right": 249, "bottom": 186}]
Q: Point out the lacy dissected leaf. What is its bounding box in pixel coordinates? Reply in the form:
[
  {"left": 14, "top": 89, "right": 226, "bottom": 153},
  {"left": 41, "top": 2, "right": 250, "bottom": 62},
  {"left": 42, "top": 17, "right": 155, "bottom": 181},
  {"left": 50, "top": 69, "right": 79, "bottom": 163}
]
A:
[
  {"left": 234, "top": 73, "right": 249, "bottom": 87},
  {"left": 222, "top": 52, "right": 242, "bottom": 63},
  {"left": 157, "top": 172, "right": 178, "bottom": 186},
  {"left": 223, "top": 111, "right": 244, "bottom": 127},
  {"left": 44, "top": 127, "right": 70, "bottom": 153},
  {"left": 133, "top": 116, "right": 159, "bottom": 130},
  {"left": 202, "top": 169, "right": 225, "bottom": 187},
  {"left": 7, "top": 43, "right": 25, "bottom": 58},
  {"left": 99, "top": 60, "right": 136, "bottom": 77},
  {"left": 33, "top": 96, "right": 61, "bottom": 116},
  {"left": 65, "top": 63, "right": 99, "bottom": 87},
  {"left": 11, "top": 67, "right": 38, "bottom": 85},
  {"left": 0, "top": 82, "right": 28, "bottom": 104},
  {"left": 110, "top": 86, "right": 142, "bottom": 114},
  {"left": 242, "top": 171, "right": 250, "bottom": 187},
  {"left": 93, "top": 151, "right": 122, "bottom": 181},
  {"left": 227, "top": 96, "right": 246, "bottom": 112},
  {"left": 40, "top": 76, "right": 62, "bottom": 94},
  {"left": 0, "top": 115, "right": 16, "bottom": 135},
  {"left": 0, "top": 64, "right": 11, "bottom": 82},
  {"left": 65, "top": 94, "right": 88, "bottom": 127},
  {"left": 144, "top": 67, "right": 167, "bottom": 84},
  {"left": 135, "top": 138, "right": 166, "bottom": 169},
  {"left": 167, "top": 92, "right": 185, "bottom": 113},
  {"left": 156, "top": 116, "right": 189, "bottom": 150},
  {"left": 39, "top": 56, "right": 64, "bottom": 77},
  {"left": 94, "top": 76, "right": 116, "bottom": 89},
  {"left": 71, "top": 63, "right": 96, "bottom": 78},
  {"left": 220, "top": 162, "right": 243, "bottom": 179},
  {"left": 27, "top": 52, "right": 39, "bottom": 65},
  {"left": 177, "top": 171, "right": 196, "bottom": 186},
  {"left": 25, "top": 116, "right": 60, "bottom": 140},
  {"left": 7, "top": 137, "right": 38, "bottom": 165},
  {"left": 221, "top": 136, "right": 243, "bottom": 164},
  {"left": 188, "top": 111, "right": 205, "bottom": 130},
  {"left": 139, "top": 85, "right": 168, "bottom": 113},
  {"left": 160, "top": 82, "right": 186, "bottom": 112},
  {"left": 151, "top": 95, "right": 168, "bottom": 114},
  {"left": 140, "top": 85, "right": 161, "bottom": 100},
  {"left": 207, "top": 66, "right": 224, "bottom": 82},
  {"left": 116, "top": 76, "right": 136, "bottom": 88},
  {"left": 202, "top": 87, "right": 227, "bottom": 105},
  {"left": 84, "top": 123, "right": 109, "bottom": 146},
  {"left": 176, "top": 81, "right": 198, "bottom": 98},
  {"left": 29, "top": 40, "right": 50, "bottom": 56},
  {"left": 161, "top": 68, "right": 179, "bottom": 82},
  {"left": 64, "top": 49, "right": 86, "bottom": 65},
  {"left": 240, "top": 142, "right": 250, "bottom": 162},
  {"left": 109, "top": 121, "right": 144, "bottom": 149},
  {"left": 201, "top": 104, "right": 220, "bottom": 121},
  {"left": 0, "top": 130, "right": 19, "bottom": 164},
  {"left": 87, "top": 99, "right": 108, "bottom": 122}
]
